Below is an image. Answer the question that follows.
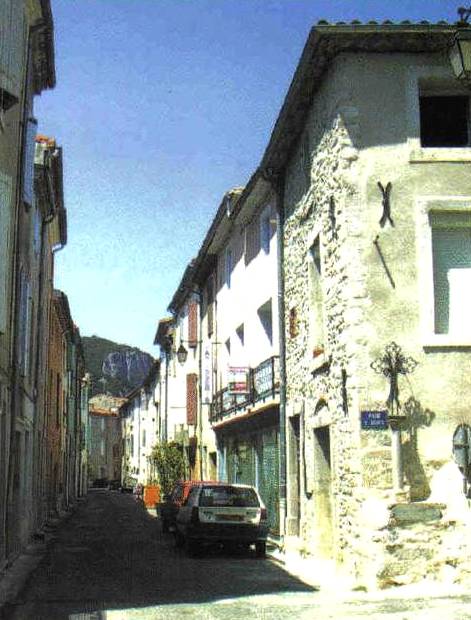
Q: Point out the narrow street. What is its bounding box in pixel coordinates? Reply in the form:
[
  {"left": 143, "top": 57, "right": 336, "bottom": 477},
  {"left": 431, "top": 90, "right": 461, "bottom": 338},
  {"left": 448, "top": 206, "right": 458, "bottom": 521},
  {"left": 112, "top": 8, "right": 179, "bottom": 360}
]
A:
[{"left": 2, "top": 491, "right": 471, "bottom": 620}]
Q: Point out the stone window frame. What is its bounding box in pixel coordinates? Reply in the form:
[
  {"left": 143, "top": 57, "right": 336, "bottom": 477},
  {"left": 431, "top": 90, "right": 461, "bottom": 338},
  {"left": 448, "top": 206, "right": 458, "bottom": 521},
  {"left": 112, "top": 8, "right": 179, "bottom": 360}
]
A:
[
  {"left": 406, "top": 64, "right": 471, "bottom": 163},
  {"left": 415, "top": 195, "right": 471, "bottom": 348}
]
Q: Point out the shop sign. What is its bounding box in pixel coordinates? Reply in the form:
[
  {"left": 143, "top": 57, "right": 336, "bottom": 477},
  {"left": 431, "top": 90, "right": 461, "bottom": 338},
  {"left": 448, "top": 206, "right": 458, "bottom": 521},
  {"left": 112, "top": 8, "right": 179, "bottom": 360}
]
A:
[{"left": 228, "top": 366, "right": 249, "bottom": 395}]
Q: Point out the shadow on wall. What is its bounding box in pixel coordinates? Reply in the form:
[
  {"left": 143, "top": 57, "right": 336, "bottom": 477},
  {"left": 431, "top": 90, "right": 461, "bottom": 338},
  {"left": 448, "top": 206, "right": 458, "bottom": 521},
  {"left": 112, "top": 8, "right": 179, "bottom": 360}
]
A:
[{"left": 402, "top": 396, "right": 436, "bottom": 501}]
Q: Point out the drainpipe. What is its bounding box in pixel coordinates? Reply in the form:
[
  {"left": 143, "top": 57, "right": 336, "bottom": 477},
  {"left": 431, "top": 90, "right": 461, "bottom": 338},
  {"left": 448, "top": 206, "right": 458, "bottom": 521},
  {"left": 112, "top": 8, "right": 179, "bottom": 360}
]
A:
[
  {"left": 197, "top": 290, "right": 204, "bottom": 480},
  {"left": 164, "top": 349, "right": 169, "bottom": 443},
  {"left": 273, "top": 170, "right": 287, "bottom": 538}
]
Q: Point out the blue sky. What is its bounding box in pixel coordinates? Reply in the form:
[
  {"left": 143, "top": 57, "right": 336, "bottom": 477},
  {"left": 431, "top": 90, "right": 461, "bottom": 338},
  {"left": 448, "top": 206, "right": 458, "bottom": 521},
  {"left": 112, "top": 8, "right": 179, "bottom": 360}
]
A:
[{"left": 36, "top": 0, "right": 462, "bottom": 355}]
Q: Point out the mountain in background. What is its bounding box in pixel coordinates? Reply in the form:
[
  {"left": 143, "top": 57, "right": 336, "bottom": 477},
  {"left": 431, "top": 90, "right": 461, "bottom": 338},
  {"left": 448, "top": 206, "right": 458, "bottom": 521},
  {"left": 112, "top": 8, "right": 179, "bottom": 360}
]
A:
[{"left": 82, "top": 335, "right": 155, "bottom": 397}]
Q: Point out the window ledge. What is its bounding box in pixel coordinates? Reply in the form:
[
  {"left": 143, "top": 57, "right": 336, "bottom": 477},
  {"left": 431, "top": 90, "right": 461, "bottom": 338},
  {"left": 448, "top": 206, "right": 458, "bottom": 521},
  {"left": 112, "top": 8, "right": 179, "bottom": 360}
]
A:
[
  {"left": 309, "top": 350, "right": 330, "bottom": 373},
  {"left": 422, "top": 335, "right": 471, "bottom": 349},
  {"left": 410, "top": 147, "right": 471, "bottom": 163}
]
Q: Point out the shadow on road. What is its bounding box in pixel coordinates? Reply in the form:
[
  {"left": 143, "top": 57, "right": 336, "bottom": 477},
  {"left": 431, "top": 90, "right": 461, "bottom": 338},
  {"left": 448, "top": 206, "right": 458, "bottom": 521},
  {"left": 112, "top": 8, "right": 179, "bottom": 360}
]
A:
[{"left": 3, "top": 491, "right": 317, "bottom": 620}]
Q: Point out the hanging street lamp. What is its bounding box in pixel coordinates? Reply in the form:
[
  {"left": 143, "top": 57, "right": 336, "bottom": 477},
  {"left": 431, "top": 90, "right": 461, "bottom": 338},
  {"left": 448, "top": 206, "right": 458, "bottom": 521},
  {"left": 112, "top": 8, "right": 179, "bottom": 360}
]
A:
[{"left": 449, "top": 7, "right": 471, "bottom": 82}]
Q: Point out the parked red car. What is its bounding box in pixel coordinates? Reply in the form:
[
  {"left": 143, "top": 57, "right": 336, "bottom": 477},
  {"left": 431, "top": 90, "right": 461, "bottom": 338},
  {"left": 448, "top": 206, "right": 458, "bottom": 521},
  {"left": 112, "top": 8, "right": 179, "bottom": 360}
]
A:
[{"left": 158, "top": 480, "right": 220, "bottom": 533}]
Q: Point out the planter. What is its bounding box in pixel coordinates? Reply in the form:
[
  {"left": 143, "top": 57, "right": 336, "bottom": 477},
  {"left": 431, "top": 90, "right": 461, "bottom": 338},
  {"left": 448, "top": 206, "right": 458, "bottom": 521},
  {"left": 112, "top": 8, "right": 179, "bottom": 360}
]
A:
[{"left": 143, "top": 485, "right": 160, "bottom": 508}]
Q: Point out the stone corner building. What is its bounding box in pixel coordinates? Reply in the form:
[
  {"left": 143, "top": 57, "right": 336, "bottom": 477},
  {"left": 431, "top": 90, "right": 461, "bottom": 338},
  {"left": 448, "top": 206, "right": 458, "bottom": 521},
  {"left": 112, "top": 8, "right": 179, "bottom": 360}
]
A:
[{"left": 262, "top": 21, "right": 471, "bottom": 587}]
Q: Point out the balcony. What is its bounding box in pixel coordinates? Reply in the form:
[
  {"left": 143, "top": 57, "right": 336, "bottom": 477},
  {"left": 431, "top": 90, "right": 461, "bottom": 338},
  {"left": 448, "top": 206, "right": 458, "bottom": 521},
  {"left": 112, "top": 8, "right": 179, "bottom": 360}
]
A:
[{"left": 210, "top": 356, "right": 279, "bottom": 424}]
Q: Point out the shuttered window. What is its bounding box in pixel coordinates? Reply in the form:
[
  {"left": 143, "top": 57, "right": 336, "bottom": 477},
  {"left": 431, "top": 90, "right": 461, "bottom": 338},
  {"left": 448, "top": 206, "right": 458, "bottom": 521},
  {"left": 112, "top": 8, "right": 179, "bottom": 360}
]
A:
[
  {"left": 225, "top": 248, "right": 232, "bottom": 288},
  {"left": 0, "top": 171, "right": 13, "bottom": 334},
  {"left": 245, "top": 216, "right": 260, "bottom": 265},
  {"left": 23, "top": 118, "right": 37, "bottom": 207},
  {"left": 0, "top": 0, "right": 25, "bottom": 109},
  {"left": 18, "top": 271, "right": 32, "bottom": 376},
  {"left": 186, "top": 373, "right": 198, "bottom": 425},
  {"left": 188, "top": 301, "right": 198, "bottom": 348},
  {"left": 431, "top": 211, "right": 471, "bottom": 335}
]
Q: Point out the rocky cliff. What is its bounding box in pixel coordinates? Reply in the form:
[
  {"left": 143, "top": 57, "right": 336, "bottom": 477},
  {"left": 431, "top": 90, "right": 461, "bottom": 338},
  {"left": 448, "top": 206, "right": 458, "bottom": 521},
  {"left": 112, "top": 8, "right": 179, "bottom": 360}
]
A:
[{"left": 82, "top": 335, "right": 154, "bottom": 397}]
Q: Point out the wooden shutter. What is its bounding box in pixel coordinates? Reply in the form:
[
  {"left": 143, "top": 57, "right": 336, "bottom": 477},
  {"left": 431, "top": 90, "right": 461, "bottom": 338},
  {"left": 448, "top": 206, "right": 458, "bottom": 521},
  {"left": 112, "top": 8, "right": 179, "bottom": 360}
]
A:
[
  {"left": 23, "top": 118, "right": 37, "bottom": 206},
  {"left": 0, "top": 0, "right": 25, "bottom": 106},
  {"left": 188, "top": 301, "right": 198, "bottom": 348},
  {"left": 0, "top": 171, "right": 12, "bottom": 334},
  {"left": 186, "top": 373, "right": 198, "bottom": 425}
]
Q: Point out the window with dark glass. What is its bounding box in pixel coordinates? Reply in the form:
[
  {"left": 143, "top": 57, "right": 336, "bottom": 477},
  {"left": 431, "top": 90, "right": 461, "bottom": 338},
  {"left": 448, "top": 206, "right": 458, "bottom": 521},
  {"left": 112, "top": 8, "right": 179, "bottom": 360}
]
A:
[{"left": 420, "top": 96, "right": 469, "bottom": 147}]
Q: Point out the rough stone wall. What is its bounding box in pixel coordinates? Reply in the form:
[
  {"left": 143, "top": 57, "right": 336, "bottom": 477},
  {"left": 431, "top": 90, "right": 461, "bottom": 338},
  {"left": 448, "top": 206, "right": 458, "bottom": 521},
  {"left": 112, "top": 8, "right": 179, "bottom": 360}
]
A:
[
  {"left": 283, "top": 52, "right": 471, "bottom": 587},
  {"left": 283, "top": 59, "right": 368, "bottom": 570}
]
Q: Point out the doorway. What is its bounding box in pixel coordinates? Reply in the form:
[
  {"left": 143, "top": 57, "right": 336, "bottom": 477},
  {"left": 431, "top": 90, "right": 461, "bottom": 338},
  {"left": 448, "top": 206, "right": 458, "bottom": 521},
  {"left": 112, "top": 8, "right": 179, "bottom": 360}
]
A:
[
  {"left": 313, "top": 425, "right": 333, "bottom": 558},
  {"left": 287, "top": 415, "right": 300, "bottom": 535}
]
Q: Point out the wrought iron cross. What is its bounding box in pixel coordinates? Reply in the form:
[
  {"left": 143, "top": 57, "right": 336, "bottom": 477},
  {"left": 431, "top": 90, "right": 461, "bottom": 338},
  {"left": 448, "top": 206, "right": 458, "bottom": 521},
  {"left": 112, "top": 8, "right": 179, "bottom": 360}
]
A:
[
  {"left": 378, "top": 181, "right": 394, "bottom": 228},
  {"left": 370, "top": 342, "right": 417, "bottom": 414}
]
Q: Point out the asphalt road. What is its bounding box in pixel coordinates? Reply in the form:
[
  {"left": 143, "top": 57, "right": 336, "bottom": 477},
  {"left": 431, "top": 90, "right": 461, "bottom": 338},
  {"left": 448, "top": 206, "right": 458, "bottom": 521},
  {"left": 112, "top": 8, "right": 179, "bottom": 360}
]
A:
[{"left": 3, "top": 491, "right": 471, "bottom": 620}]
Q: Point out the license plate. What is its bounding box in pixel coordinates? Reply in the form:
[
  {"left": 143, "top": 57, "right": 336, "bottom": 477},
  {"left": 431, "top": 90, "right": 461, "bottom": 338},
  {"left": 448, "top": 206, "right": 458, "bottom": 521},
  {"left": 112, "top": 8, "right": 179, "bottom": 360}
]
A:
[{"left": 218, "top": 514, "right": 243, "bottom": 522}]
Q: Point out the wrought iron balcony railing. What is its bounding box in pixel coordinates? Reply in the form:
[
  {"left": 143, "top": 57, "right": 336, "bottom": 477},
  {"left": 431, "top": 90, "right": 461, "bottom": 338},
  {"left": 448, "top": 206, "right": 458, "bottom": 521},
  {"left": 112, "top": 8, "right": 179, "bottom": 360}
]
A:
[{"left": 209, "top": 355, "right": 280, "bottom": 423}]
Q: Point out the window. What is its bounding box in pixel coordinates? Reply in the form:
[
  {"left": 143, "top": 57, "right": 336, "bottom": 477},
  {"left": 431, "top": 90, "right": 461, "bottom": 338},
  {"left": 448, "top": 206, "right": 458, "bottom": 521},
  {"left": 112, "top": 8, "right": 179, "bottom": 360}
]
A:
[
  {"left": 257, "top": 299, "right": 273, "bottom": 345},
  {"left": 236, "top": 323, "right": 244, "bottom": 346},
  {"left": 0, "top": 0, "right": 26, "bottom": 108},
  {"left": 23, "top": 118, "right": 37, "bottom": 206},
  {"left": 420, "top": 96, "right": 469, "bottom": 147},
  {"left": 18, "top": 270, "right": 32, "bottom": 376},
  {"left": 308, "top": 236, "right": 325, "bottom": 351},
  {"left": 289, "top": 307, "right": 299, "bottom": 338},
  {"left": 245, "top": 216, "right": 260, "bottom": 264},
  {"left": 0, "top": 171, "right": 12, "bottom": 334},
  {"left": 225, "top": 247, "right": 232, "bottom": 288},
  {"left": 430, "top": 211, "right": 471, "bottom": 336},
  {"left": 187, "top": 301, "right": 198, "bottom": 348},
  {"left": 260, "top": 208, "right": 271, "bottom": 254},
  {"left": 186, "top": 373, "right": 198, "bottom": 425},
  {"left": 198, "top": 485, "right": 259, "bottom": 508}
]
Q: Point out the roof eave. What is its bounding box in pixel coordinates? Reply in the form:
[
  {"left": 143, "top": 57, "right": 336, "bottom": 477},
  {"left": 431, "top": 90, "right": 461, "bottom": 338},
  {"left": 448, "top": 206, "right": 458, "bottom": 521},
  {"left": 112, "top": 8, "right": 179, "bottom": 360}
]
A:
[
  {"left": 260, "top": 23, "right": 460, "bottom": 175},
  {"left": 32, "top": 0, "right": 56, "bottom": 94}
]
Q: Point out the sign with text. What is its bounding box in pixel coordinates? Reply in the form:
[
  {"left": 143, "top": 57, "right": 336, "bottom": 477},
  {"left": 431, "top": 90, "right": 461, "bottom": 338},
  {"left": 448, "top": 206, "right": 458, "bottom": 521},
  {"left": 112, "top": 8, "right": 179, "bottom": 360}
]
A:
[
  {"left": 228, "top": 366, "right": 249, "bottom": 395},
  {"left": 202, "top": 344, "right": 212, "bottom": 404},
  {"left": 361, "top": 410, "right": 388, "bottom": 430}
]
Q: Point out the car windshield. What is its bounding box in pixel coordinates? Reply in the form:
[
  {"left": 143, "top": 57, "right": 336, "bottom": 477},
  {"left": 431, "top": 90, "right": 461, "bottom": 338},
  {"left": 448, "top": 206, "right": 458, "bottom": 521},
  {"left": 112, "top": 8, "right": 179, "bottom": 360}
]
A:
[{"left": 199, "top": 485, "right": 259, "bottom": 508}]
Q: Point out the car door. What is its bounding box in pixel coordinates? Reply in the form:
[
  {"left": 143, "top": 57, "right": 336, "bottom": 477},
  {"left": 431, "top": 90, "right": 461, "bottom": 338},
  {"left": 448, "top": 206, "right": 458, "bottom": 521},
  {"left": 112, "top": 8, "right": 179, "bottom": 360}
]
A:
[{"left": 176, "top": 485, "right": 200, "bottom": 535}]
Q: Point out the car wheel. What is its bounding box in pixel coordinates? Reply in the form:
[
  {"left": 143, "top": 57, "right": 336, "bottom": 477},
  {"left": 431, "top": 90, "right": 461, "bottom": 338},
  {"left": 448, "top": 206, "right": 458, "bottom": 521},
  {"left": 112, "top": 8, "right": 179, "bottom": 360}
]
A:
[
  {"left": 185, "top": 538, "right": 201, "bottom": 557},
  {"left": 255, "top": 541, "right": 266, "bottom": 558},
  {"left": 174, "top": 530, "right": 184, "bottom": 548}
]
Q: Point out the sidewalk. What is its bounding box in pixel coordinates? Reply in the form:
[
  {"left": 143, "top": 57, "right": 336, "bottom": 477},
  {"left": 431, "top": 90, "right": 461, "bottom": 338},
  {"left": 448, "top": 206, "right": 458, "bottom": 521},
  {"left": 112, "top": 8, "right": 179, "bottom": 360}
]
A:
[{"left": 0, "top": 500, "right": 83, "bottom": 617}]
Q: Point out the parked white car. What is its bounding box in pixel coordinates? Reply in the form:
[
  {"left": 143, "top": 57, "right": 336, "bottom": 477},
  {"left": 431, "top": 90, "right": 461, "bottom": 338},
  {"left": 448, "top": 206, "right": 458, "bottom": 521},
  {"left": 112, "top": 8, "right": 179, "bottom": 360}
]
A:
[{"left": 175, "top": 482, "right": 269, "bottom": 557}]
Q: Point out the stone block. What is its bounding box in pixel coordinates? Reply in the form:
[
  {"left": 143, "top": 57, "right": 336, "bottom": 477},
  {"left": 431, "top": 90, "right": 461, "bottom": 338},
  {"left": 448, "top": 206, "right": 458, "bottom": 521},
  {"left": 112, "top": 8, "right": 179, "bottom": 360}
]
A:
[{"left": 389, "top": 502, "right": 445, "bottom": 526}]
